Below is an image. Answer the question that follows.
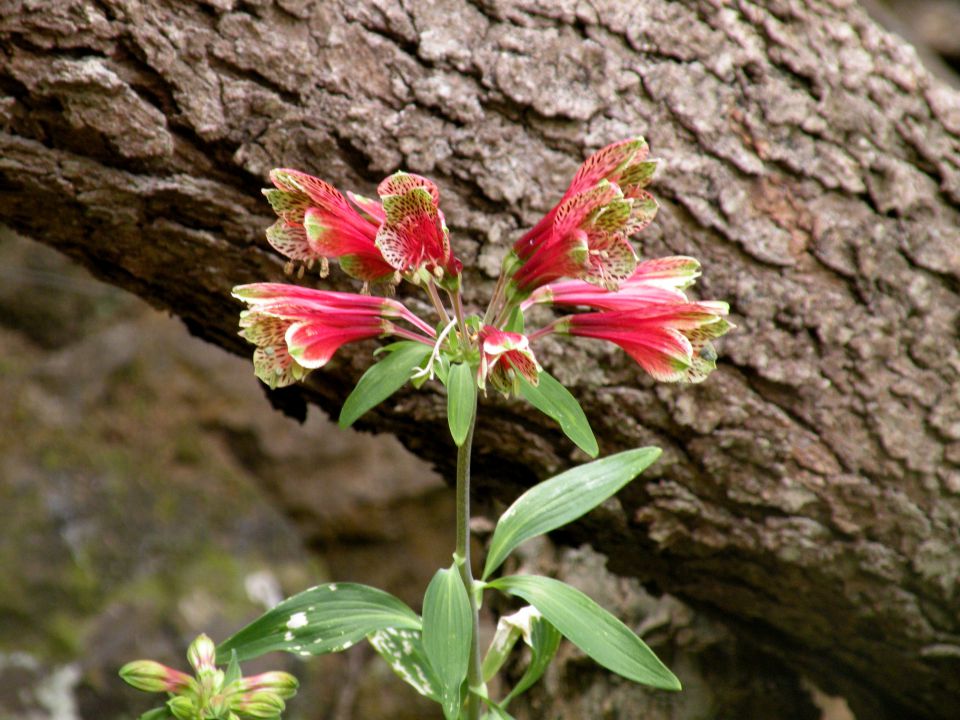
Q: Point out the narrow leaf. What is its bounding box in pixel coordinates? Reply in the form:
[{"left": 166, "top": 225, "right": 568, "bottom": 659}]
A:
[
  {"left": 223, "top": 650, "right": 241, "bottom": 685},
  {"left": 368, "top": 628, "right": 441, "bottom": 702},
  {"left": 422, "top": 566, "right": 473, "bottom": 720},
  {"left": 519, "top": 371, "right": 598, "bottom": 457},
  {"left": 482, "top": 448, "right": 661, "bottom": 579},
  {"left": 489, "top": 575, "right": 680, "bottom": 690},
  {"left": 503, "top": 615, "right": 561, "bottom": 706},
  {"left": 447, "top": 363, "right": 477, "bottom": 446},
  {"left": 504, "top": 306, "right": 525, "bottom": 334},
  {"left": 217, "top": 583, "right": 421, "bottom": 663},
  {"left": 340, "top": 341, "right": 433, "bottom": 427}
]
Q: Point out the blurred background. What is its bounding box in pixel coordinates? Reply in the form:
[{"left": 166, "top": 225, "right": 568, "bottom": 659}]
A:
[{"left": 1, "top": 1, "right": 957, "bottom": 719}]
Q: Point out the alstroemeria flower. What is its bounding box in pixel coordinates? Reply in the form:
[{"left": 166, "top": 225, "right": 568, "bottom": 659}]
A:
[
  {"left": 551, "top": 302, "right": 731, "bottom": 383},
  {"left": 264, "top": 169, "right": 395, "bottom": 283},
  {"left": 514, "top": 138, "right": 657, "bottom": 261},
  {"left": 508, "top": 180, "right": 646, "bottom": 298},
  {"left": 478, "top": 326, "right": 542, "bottom": 396},
  {"left": 375, "top": 171, "right": 463, "bottom": 289},
  {"left": 233, "top": 284, "right": 435, "bottom": 388},
  {"left": 523, "top": 256, "right": 703, "bottom": 311}
]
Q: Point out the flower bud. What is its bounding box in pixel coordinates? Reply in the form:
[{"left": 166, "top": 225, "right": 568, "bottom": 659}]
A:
[
  {"left": 119, "top": 660, "right": 195, "bottom": 694},
  {"left": 233, "top": 690, "right": 286, "bottom": 719},
  {"left": 236, "top": 671, "right": 299, "bottom": 700},
  {"left": 187, "top": 634, "right": 217, "bottom": 674},
  {"left": 167, "top": 695, "right": 198, "bottom": 720}
]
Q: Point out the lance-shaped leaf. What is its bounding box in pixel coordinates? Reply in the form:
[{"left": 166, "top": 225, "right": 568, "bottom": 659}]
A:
[
  {"left": 482, "top": 448, "right": 661, "bottom": 579},
  {"left": 519, "top": 371, "right": 598, "bottom": 457},
  {"left": 339, "top": 341, "right": 433, "bottom": 427},
  {"left": 217, "top": 583, "right": 421, "bottom": 663},
  {"left": 368, "top": 628, "right": 441, "bottom": 703},
  {"left": 422, "top": 566, "right": 473, "bottom": 720},
  {"left": 503, "top": 614, "right": 561, "bottom": 706},
  {"left": 488, "top": 575, "right": 680, "bottom": 690},
  {"left": 447, "top": 363, "right": 477, "bottom": 446}
]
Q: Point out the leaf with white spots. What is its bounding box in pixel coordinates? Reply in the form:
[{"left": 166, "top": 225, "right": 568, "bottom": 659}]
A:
[
  {"left": 368, "top": 628, "right": 441, "bottom": 703},
  {"left": 216, "top": 583, "right": 421, "bottom": 663}
]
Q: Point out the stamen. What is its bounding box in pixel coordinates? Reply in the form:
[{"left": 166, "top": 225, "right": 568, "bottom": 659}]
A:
[
  {"left": 284, "top": 261, "right": 294, "bottom": 275},
  {"left": 320, "top": 258, "right": 330, "bottom": 278}
]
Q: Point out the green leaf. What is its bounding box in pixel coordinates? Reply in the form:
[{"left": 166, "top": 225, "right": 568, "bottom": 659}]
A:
[
  {"left": 217, "top": 583, "right": 421, "bottom": 663},
  {"left": 503, "top": 615, "right": 561, "bottom": 706},
  {"left": 339, "top": 342, "right": 433, "bottom": 427},
  {"left": 504, "top": 306, "right": 525, "bottom": 334},
  {"left": 482, "top": 448, "right": 661, "bottom": 579},
  {"left": 489, "top": 575, "right": 680, "bottom": 690},
  {"left": 447, "top": 363, "right": 477, "bottom": 446},
  {"left": 223, "top": 649, "right": 241, "bottom": 685},
  {"left": 519, "top": 371, "right": 598, "bottom": 457},
  {"left": 368, "top": 628, "right": 441, "bottom": 703},
  {"left": 422, "top": 566, "right": 473, "bottom": 720}
]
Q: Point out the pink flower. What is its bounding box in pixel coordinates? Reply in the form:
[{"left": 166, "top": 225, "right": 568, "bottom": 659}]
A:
[
  {"left": 553, "top": 302, "right": 731, "bottom": 383},
  {"left": 506, "top": 149, "right": 660, "bottom": 299},
  {"left": 375, "top": 171, "right": 463, "bottom": 289},
  {"left": 523, "top": 256, "right": 703, "bottom": 311},
  {"left": 477, "top": 326, "right": 542, "bottom": 396},
  {"left": 513, "top": 138, "right": 657, "bottom": 261},
  {"left": 233, "top": 284, "right": 434, "bottom": 388},
  {"left": 264, "top": 169, "right": 395, "bottom": 283}
]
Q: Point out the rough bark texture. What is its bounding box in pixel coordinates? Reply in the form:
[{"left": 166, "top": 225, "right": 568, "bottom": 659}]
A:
[{"left": 2, "top": 1, "right": 959, "bottom": 718}]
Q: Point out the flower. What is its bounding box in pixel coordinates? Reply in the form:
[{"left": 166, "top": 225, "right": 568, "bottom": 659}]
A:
[
  {"left": 523, "top": 256, "right": 703, "bottom": 312},
  {"left": 264, "top": 168, "right": 395, "bottom": 283},
  {"left": 375, "top": 171, "right": 463, "bottom": 289},
  {"left": 477, "top": 326, "right": 542, "bottom": 396},
  {"left": 504, "top": 139, "right": 661, "bottom": 300},
  {"left": 513, "top": 138, "right": 657, "bottom": 261},
  {"left": 508, "top": 180, "right": 640, "bottom": 297},
  {"left": 554, "top": 302, "right": 731, "bottom": 383},
  {"left": 233, "top": 284, "right": 435, "bottom": 388}
]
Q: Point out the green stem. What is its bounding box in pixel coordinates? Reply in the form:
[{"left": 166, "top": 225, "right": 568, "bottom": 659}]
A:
[
  {"left": 427, "top": 279, "right": 451, "bottom": 325},
  {"left": 456, "top": 401, "right": 483, "bottom": 720}
]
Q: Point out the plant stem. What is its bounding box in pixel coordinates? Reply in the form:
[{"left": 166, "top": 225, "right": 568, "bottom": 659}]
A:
[
  {"left": 455, "top": 401, "right": 483, "bottom": 720},
  {"left": 448, "top": 289, "right": 469, "bottom": 343},
  {"left": 482, "top": 270, "right": 507, "bottom": 326},
  {"left": 427, "top": 279, "right": 451, "bottom": 325}
]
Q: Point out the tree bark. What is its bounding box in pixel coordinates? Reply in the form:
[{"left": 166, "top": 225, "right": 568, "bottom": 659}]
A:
[{"left": 2, "top": 1, "right": 959, "bottom": 718}]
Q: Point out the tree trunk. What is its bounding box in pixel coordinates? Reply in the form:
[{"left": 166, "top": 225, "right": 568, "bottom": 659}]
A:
[{"left": 2, "top": 1, "right": 959, "bottom": 718}]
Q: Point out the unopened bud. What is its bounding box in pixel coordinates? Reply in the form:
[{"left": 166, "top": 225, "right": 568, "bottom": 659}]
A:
[
  {"left": 119, "top": 660, "right": 194, "bottom": 694},
  {"left": 237, "top": 671, "right": 299, "bottom": 700},
  {"left": 167, "top": 695, "right": 197, "bottom": 720},
  {"left": 233, "top": 690, "right": 286, "bottom": 719},
  {"left": 187, "top": 634, "right": 217, "bottom": 674}
]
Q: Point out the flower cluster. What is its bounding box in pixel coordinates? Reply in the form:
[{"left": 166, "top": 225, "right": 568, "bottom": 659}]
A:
[
  {"left": 120, "top": 634, "right": 298, "bottom": 720},
  {"left": 234, "top": 138, "right": 731, "bottom": 397}
]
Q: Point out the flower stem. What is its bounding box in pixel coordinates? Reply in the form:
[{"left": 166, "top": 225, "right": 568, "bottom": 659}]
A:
[
  {"left": 482, "top": 271, "right": 507, "bottom": 326},
  {"left": 455, "top": 401, "right": 483, "bottom": 720},
  {"left": 448, "top": 289, "right": 470, "bottom": 345},
  {"left": 427, "top": 279, "right": 452, "bottom": 325},
  {"left": 389, "top": 325, "right": 437, "bottom": 346}
]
